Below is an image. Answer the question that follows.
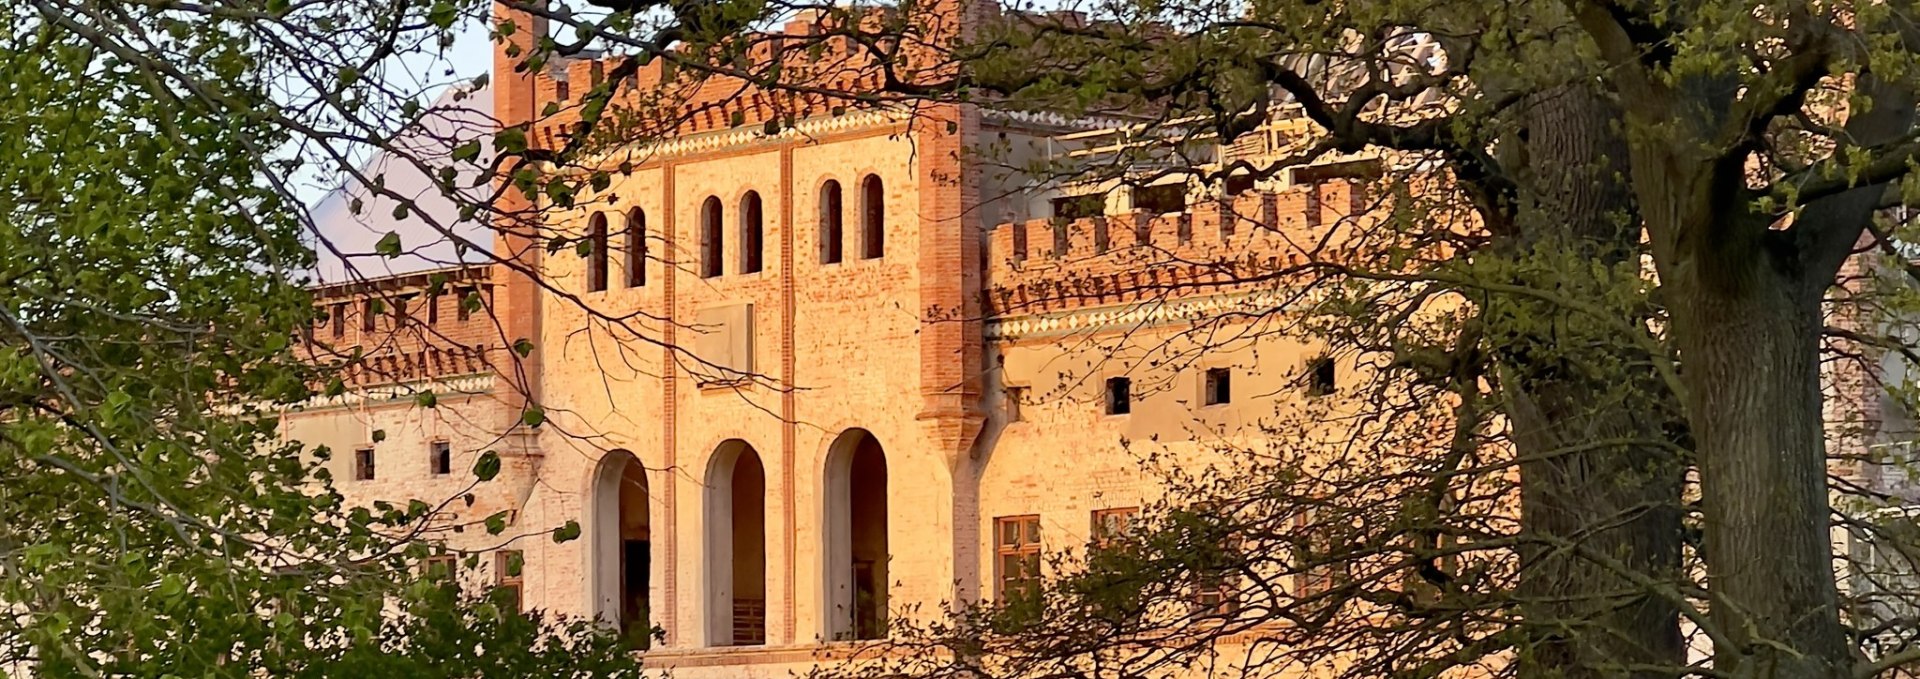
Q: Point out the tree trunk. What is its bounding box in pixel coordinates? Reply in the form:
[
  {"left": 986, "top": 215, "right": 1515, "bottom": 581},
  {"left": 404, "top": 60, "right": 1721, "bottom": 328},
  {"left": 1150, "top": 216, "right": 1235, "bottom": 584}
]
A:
[
  {"left": 1500, "top": 84, "right": 1687, "bottom": 679},
  {"left": 1670, "top": 256, "right": 1850, "bottom": 678}
]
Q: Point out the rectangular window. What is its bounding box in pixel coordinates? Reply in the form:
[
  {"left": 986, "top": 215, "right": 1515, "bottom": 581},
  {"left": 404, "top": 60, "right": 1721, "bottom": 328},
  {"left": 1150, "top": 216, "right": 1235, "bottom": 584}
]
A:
[
  {"left": 1293, "top": 511, "right": 1346, "bottom": 599},
  {"left": 427, "top": 290, "right": 441, "bottom": 325},
  {"left": 1104, "top": 377, "right": 1131, "bottom": 415},
  {"left": 1005, "top": 385, "right": 1028, "bottom": 423},
  {"left": 1223, "top": 174, "right": 1257, "bottom": 197},
  {"left": 1133, "top": 183, "right": 1187, "bottom": 214},
  {"left": 456, "top": 287, "right": 476, "bottom": 321},
  {"left": 995, "top": 515, "right": 1042, "bottom": 602},
  {"left": 496, "top": 550, "right": 525, "bottom": 614},
  {"left": 362, "top": 299, "right": 379, "bottom": 332},
  {"left": 393, "top": 294, "right": 412, "bottom": 325},
  {"left": 354, "top": 448, "right": 376, "bottom": 481},
  {"left": 424, "top": 554, "right": 458, "bottom": 581},
  {"left": 1306, "top": 356, "right": 1336, "bottom": 397},
  {"left": 430, "top": 441, "right": 452, "bottom": 476},
  {"left": 1051, "top": 194, "right": 1104, "bottom": 220},
  {"left": 1204, "top": 367, "right": 1232, "bottom": 406},
  {"left": 1091, "top": 507, "right": 1138, "bottom": 548},
  {"left": 330, "top": 302, "right": 347, "bottom": 339}
]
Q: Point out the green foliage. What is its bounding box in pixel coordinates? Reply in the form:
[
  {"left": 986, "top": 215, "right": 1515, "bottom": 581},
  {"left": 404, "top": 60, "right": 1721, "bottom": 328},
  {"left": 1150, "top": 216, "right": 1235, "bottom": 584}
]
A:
[{"left": 0, "top": 2, "right": 642, "bottom": 676}]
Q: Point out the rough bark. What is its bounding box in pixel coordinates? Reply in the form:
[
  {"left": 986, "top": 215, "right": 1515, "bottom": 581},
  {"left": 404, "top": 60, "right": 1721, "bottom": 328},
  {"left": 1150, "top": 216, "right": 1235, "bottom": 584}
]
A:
[
  {"left": 1498, "top": 84, "right": 1687, "bottom": 679},
  {"left": 1668, "top": 248, "right": 1850, "bottom": 679}
]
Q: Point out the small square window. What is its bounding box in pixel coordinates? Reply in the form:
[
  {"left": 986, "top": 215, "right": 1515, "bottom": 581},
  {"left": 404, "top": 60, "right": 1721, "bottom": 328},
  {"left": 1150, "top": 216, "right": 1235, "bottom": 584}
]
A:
[
  {"left": 354, "top": 448, "right": 376, "bottom": 481},
  {"left": 1005, "top": 385, "right": 1028, "bottom": 423},
  {"left": 1092, "top": 507, "right": 1139, "bottom": 548},
  {"left": 1204, "top": 368, "right": 1232, "bottom": 406},
  {"left": 430, "top": 441, "right": 452, "bottom": 476},
  {"left": 1104, "top": 377, "right": 1131, "bottom": 415},
  {"left": 424, "top": 554, "right": 458, "bottom": 580},
  {"left": 1306, "top": 357, "right": 1336, "bottom": 397}
]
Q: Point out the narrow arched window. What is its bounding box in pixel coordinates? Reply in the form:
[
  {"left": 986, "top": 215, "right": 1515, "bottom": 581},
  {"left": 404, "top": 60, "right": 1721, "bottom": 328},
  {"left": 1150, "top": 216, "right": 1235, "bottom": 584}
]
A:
[
  {"left": 740, "top": 191, "right": 764, "bottom": 275},
  {"left": 587, "top": 212, "right": 610, "bottom": 292},
  {"left": 701, "top": 196, "right": 723, "bottom": 278},
  {"left": 859, "top": 174, "right": 884, "bottom": 260},
  {"left": 820, "top": 180, "right": 844, "bottom": 264},
  {"left": 626, "top": 207, "right": 647, "bottom": 287}
]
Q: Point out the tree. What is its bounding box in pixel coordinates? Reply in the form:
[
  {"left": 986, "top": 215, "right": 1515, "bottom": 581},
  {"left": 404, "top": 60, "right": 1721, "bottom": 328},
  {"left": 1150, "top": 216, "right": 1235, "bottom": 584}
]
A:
[
  {"left": 0, "top": 2, "right": 642, "bottom": 675},
  {"left": 473, "top": 0, "right": 1920, "bottom": 678}
]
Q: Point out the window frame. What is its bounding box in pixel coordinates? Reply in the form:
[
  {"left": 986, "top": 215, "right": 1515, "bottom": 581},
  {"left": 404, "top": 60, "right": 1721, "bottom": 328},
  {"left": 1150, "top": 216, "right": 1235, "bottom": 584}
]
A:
[
  {"left": 1203, "top": 367, "right": 1233, "bottom": 406},
  {"left": 739, "top": 191, "right": 765, "bottom": 274},
  {"left": 354, "top": 447, "right": 376, "bottom": 481},
  {"left": 820, "top": 179, "right": 844, "bottom": 264},
  {"left": 626, "top": 207, "right": 647, "bottom": 288},
  {"left": 700, "top": 196, "right": 724, "bottom": 278},
  {"left": 429, "top": 440, "right": 452, "bottom": 476},
  {"left": 1305, "top": 356, "right": 1337, "bottom": 397},
  {"left": 1091, "top": 507, "right": 1139, "bottom": 549},
  {"left": 586, "top": 212, "right": 611, "bottom": 292},
  {"left": 496, "top": 549, "right": 525, "bottom": 615},
  {"left": 994, "top": 515, "right": 1042, "bottom": 602},
  {"left": 1103, "top": 376, "right": 1132, "bottom": 416},
  {"left": 859, "top": 174, "right": 885, "bottom": 260}
]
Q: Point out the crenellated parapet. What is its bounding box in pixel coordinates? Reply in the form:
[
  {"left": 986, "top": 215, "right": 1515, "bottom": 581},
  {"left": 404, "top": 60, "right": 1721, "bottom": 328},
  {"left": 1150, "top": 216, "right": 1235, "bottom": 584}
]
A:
[
  {"left": 983, "top": 180, "right": 1374, "bottom": 319},
  {"left": 521, "top": 9, "right": 926, "bottom": 156},
  {"left": 301, "top": 266, "right": 501, "bottom": 388}
]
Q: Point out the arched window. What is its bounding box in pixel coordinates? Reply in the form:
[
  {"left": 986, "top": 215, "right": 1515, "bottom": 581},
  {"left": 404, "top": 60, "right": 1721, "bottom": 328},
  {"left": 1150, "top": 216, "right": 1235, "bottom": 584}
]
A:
[
  {"left": 701, "top": 196, "right": 724, "bottom": 278},
  {"left": 626, "top": 208, "right": 647, "bottom": 287},
  {"left": 739, "top": 191, "right": 764, "bottom": 275},
  {"left": 859, "top": 174, "right": 885, "bottom": 260},
  {"left": 820, "top": 180, "right": 844, "bottom": 264},
  {"left": 587, "top": 212, "right": 610, "bottom": 292}
]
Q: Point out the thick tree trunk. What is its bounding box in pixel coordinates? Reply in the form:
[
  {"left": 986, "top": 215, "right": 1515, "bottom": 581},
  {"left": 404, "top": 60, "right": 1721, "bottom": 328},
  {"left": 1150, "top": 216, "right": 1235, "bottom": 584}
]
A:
[
  {"left": 1670, "top": 260, "right": 1850, "bottom": 678},
  {"left": 1500, "top": 84, "right": 1687, "bottom": 679}
]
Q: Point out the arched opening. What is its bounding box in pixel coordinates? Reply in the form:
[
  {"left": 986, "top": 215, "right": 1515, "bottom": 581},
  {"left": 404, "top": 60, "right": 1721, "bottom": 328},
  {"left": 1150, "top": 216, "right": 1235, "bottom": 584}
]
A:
[
  {"left": 705, "top": 440, "right": 767, "bottom": 646},
  {"left": 625, "top": 207, "right": 647, "bottom": 287},
  {"left": 700, "top": 196, "right": 724, "bottom": 278},
  {"left": 739, "top": 191, "right": 764, "bottom": 274},
  {"left": 587, "top": 212, "right": 610, "bottom": 292},
  {"left": 591, "top": 450, "right": 651, "bottom": 648},
  {"left": 823, "top": 429, "right": 888, "bottom": 640},
  {"left": 859, "top": 174, "right": 885, "bottom": 259},
  {"left": 820, "top": 180, "right": 844, "bottom": 264}
]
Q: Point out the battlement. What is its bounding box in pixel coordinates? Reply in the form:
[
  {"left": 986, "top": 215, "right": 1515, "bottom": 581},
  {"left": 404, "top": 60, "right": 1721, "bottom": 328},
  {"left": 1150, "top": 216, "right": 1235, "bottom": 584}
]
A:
[
  {"left": 983, "top": 180, "right": 1372, "bottom": 318},
  {"left": 521, "top": 9, "right": 928, "bottom": 155},
  {"left": 302, "top": 266, "right": 502, "bottom": 388}
]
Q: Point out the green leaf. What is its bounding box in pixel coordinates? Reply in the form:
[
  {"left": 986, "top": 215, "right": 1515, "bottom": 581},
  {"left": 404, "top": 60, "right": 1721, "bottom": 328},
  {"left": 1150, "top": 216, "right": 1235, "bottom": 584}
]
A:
[
  {"left": 520, "top": 407, "right": 545, "bottom": 428},
  {"left": 485, "top": 511, "right": 509, "bottom": 535},
  {"left": 552, "top": 520, "right": 582, "bottom": 543},
  {"left": 472, "top": 450, "right": 501, "bottom": 482},
  {"left": 451, "top": 139, "right": 481, "bottom": 163},
  {"left": 415, "top": 390, "right": 437, "bottom": 408},
  {"left": 371, "top": 429, "right": 387, "bottom": 443},
  {"left": 512, "top": 338, "right": 535, "bottom": 357},
  {"left": 375, "top": 231, "right": 402, "bottom": 257}
]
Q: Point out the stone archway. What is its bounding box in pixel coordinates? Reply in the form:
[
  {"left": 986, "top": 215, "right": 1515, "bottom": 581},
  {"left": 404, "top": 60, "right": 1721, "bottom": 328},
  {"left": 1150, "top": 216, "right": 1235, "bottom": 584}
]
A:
[{"left": 823, "top": 429, "right": 889, "bottom": 640}]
